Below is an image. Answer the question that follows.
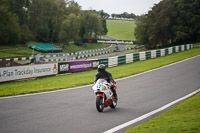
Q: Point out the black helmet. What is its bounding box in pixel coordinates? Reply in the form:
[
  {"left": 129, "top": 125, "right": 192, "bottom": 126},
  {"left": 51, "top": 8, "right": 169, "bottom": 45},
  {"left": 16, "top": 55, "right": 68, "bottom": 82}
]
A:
[{"left": 98, "top": 64, "right": 106, "bottom": 73}]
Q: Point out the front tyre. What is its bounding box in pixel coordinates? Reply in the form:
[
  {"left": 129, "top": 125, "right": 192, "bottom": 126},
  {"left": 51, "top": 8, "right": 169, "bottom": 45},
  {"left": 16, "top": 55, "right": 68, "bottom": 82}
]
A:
[{"left": 96, "top": 96, "right": 104, "bottom": 112}]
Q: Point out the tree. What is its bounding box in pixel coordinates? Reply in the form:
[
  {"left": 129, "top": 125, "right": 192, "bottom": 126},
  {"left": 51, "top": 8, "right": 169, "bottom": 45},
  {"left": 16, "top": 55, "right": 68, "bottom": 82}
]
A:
[
  {"left": 59, "top": 13, "right": 81, "bottom": 47},
  {"left": 101, "top": 19, "right": 108, "bottom": 35},
  {"left": 0, "top": 0, "right": 109, "bottom": 45},
  {"left": 29, "top": 0, "right": 66, "bottom": 42},
  {"left": 93, "top": 10, "right": 109, "bottom": 35},
  {"left": 98, "top": 10, "right": 110, "bottom": 19},
  {"left": 172, "top": 0, "right": 200, "bottom": 44},
  {"left": 59, "top": 0, "right": 82, "bottom": 47},
  {"left": 134, "top": 15, "right": 149, "bottom": 48},
  {"left": 20, "top": 24, "right": 33, "bottom": 44},
  {"left": 0, "top": 0, "right": 21, "bottom": 44},
  {"left": 8, "top": 0, "right": 30, "bottom": 26},
  {"left": 135, "top": 0, "right": 200, "bottom": 49},
  {"left": 147, "top": 0, "right": 177, "bottom": 48},
  {"left": 81, "top": 11, "right": 103, "bottom": 38},
  {"left": 6, "top": 0, "right": 33, "bottom": 44},
  {"left": 111, "top": 12, "right": 136, "bottom": 19},
  {"left": 66, "top": 0, "right": 81, "bottom": 16}
]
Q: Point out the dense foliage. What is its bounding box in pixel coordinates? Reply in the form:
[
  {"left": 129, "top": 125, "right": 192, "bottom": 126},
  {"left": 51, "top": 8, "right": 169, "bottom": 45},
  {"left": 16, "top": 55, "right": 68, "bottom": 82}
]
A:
[
  {"left": 135, "top": 0, "right": 200, "bottom": 49},
  {"left": 0, "top": 0, "right": 107, "bottom": 47}
]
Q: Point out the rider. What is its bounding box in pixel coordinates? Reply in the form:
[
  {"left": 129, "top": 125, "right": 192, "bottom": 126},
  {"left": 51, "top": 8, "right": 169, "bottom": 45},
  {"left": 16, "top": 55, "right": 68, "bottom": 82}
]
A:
[{"left": 95, "top": 64, "right": 118, "bottom": 100}]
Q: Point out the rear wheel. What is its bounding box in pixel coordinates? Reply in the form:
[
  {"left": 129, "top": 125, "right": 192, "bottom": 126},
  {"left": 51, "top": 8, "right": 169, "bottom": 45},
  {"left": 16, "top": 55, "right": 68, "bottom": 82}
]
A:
[
  {"left": 96, "top": 96, "right": 104, "bottom": 112},
  {"left": 110, "top": 93, "right": 118, "bottom": 108}
]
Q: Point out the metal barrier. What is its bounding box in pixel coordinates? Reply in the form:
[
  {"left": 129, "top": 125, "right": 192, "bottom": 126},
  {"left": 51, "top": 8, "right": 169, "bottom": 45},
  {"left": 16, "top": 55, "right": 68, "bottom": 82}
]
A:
[
  {"left": 0, "top": 44, "right": 193, "bottom": 83},
  {"left": 133, "top": 53, "right": 140, "bottom": 62},
  {"left": 99, "top": 58, "right": 108, "bottom": 67},
  {"left": 105, "top": 44, "right": 192, "bottom": 68},
  {"left": 145, "top": 51, "right": 151, "bottom": 60},
  {"left": 118, "top": 56, "right": 126, "bottom": 65}
]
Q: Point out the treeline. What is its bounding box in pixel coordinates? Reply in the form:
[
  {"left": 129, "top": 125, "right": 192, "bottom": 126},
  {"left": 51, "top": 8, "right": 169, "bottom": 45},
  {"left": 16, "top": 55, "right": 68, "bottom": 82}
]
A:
[
  {"left": 111, "top": 12, "right": 136, "bottom": 20},
  {"left": 0, "top": 0, "right": 107, "bottom": 47},
  {"left": 135, "top": 0, "right": 200, "bottom": 49},
  {"left": 84, "top": 11, "right": 137, "bottom": 20}
]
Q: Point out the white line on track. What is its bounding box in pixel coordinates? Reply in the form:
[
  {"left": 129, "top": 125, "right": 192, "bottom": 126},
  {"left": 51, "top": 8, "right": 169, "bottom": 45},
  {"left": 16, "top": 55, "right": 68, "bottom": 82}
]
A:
[
  {"left": 0, "top": 55, "right": 199, "bottom": 100},
  {"left": 103, "top": 88, "right": 200, "bottom": 133}
]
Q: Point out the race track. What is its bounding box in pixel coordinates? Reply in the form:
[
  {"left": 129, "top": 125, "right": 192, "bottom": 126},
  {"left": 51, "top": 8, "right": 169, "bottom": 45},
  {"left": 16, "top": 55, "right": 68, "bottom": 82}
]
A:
[{"left": 0, "top": 56, "right": 200, "bottom": 133}]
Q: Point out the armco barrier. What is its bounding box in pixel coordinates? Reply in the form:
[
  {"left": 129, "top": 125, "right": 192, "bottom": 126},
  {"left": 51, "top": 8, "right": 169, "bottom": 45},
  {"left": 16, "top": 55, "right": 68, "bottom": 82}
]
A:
[
  {"left": 108, "top": 57, "right": 118, "bottom": 67},
  {"left": 181, "top": 45, "right": 184, "bottom": 51},
  {"left": 118, "top": 55, "right": 126, "bottom": 65},
  {"left": 179, "top": 45, "right": 182, "bottom": 51},
  {"left": 99, "top": 58, "right": 108, "bottom": 67},
  {"left": 173, "top": 47, "right": 176, "bottom": 53},
  {"left": 126, "top": 54, "right": 133, "bottom": 64},
  {"left": 0, "top": 57, "right": 32, "bottom": 62},
  {"left": 104, "top": 44, "right": 192, "bottom": 68},
  {"left": 175, "top": 46, "right": 179, "bottom": 52},
  {"left": 0, "top": 44, "right": 193, "bottom": 83},
  {"left": 187, "top": 44, "right": 190, "bottom": 50},
  {"left": 165, "top": 48, "right": 169, "bottom": 55},
  {"left": 161, "top": 49, "right": 165, "bottom": 56},
  {"left": 169, "top": 47, "right": 172, "bottom": 54},
  {"left": 133, "top": 53, "right": 140, "bottom": 62},
  {"left": 151, "top": 50, "right": 156, "bottom": 58},
  {"left": 139, "top": 52, "right": 146, "bottom": 61},
  {"left": 145, "top": 51, "right": 151, "bottom": 60},
  {"left": 156, "top": 50, "right": 161, "bottom": 57},
  {"left": 184, "top": 45, "right": 187, "bottom": 51}
]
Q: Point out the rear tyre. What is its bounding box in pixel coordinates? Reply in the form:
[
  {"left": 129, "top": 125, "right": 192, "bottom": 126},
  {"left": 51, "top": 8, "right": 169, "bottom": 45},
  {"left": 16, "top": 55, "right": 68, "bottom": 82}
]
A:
[
  {"left": 96, "top": 96, "right": 104, "bottom": 112},
  {"left": 110, "top": 93, "right": 118, "bottom": 108}
]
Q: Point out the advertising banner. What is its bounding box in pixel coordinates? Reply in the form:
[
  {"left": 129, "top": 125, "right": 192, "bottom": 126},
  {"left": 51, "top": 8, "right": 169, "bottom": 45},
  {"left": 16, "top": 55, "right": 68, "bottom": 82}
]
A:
[
  {"left": 58, "top": 60, "right": 99, "bottom": 74},
  {"left": 82, "top": 39, "right": 137, "bottom": 45},
  {"left": 0, "top": 63, "right": 58, "bottom": 83}
]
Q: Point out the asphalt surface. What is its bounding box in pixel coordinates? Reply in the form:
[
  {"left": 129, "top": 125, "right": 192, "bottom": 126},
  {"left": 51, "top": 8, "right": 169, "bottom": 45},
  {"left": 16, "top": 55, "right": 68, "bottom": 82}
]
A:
[
  {"left": 101, "top": 35, "right": 116, "bottom": 40},
  {"left": 0, "top": 56, "right": 200, "bottom": 133}
]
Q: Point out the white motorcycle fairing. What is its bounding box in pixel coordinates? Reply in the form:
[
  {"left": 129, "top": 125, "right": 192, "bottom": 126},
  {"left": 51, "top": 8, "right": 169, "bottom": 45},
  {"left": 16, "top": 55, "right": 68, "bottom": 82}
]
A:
[{"left": 92, "top": 79, "right": 117, "bottom": 112}]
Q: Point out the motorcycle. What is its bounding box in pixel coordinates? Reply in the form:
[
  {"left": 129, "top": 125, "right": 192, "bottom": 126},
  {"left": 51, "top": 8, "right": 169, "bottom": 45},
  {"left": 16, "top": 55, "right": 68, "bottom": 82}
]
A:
[{"left": 92, "top": 79, "right": 118, "bottom": 112}]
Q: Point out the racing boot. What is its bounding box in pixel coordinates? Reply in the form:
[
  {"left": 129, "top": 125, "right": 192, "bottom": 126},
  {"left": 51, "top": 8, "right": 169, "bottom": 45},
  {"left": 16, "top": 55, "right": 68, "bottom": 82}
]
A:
[{"left": 111, "top": 88, "right": 118, "bottom": 101}]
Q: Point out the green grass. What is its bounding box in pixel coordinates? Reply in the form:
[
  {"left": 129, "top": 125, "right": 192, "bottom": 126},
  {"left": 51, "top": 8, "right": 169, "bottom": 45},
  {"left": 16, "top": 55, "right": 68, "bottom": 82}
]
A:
[
  {"left": 0, "top": 48, "right": 38, "bottom": 58},
  {"left": 0, "top": 43, "right": 110, "bottom": 58},
  {"left": 127, "top": 45, "right": 136, "bottom": 49},
  {"left": 107, "top": 19, "right": 136, "bottom": 40},
  {"left": 0, "top": 43, "right": 39, "bottom": 58},
  {"left": 0, "top": 44, "right": 199, "bottom": 97},
  {"left": 62, "top": 43, "right": 110, "bottom": 53},
  {"left": 124, "top": 92, "right": 200, "bottom": 133}
]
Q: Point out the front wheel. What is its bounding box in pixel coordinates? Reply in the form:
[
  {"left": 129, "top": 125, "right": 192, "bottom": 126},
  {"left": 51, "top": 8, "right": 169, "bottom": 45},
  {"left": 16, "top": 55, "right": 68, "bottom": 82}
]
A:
[{"left": 96, "top": 96, "right": 104, "bottom": 112}]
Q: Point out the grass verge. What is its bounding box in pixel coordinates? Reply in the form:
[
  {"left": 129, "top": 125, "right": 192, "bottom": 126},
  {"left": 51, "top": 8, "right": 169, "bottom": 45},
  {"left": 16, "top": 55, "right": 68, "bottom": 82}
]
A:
[
  {"left": 124, "top": 92, "right": 200, "bottom": 133},
  {"left": 0, "top": 44, "right": 199, "bottom": 97}
]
